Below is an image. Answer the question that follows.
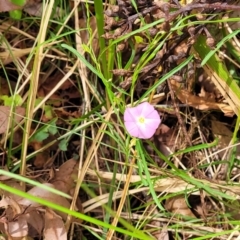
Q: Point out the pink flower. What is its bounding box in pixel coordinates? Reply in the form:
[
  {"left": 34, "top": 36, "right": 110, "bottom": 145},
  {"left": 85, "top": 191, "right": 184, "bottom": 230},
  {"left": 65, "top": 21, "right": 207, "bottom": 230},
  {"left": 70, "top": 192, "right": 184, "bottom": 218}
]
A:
[{"left": 124, "top": 102, "right": 161, "bottom": 139}]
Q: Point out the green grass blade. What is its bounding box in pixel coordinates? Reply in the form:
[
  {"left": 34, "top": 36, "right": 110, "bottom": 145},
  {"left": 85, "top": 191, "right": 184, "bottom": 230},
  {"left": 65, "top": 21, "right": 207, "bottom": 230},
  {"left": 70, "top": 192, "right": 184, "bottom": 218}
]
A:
[
  {"left": 0, "top": 182, "right": 153, "bottom": 240},
  {"left": 61, "top": 43, "right": 114, "bottom": 103},
  {"left": 0, "top": 169, "right": 71, "bottom": 199},
  {"left": 136, "top": 139, "right": 165, "bottom": 211},
  {"left": 193, "top": 34, "right": 240, "bottom": 116}
]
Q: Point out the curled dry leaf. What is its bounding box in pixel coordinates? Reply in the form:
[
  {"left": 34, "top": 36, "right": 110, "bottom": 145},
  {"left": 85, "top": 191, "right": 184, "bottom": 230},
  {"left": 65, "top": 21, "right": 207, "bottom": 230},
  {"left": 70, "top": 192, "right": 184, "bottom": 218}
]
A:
[
  {"left": 165, "top": 195, "right": 196, "bottom": 218},
  {"left": 0, "top": 106, "right": 25, "bottom": 134},
  {"left": 169, "top": 80, "right": 234, "bottom": 116},
  {"left": 193, "top": 35, "right": 240, "bottom": 116},
  {"left": 44, "top": 208, "right": 67, "bottom": 240}
]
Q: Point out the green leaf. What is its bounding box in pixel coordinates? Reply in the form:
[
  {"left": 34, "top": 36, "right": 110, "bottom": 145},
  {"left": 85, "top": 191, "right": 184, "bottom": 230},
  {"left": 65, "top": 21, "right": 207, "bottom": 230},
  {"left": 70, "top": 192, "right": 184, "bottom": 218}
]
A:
[
  {"left": 58, "top": 139, "right": 68, "bottom": 151},
  {"left": 0, "top": 169, "right": 71, "bottom": 199},
  {"left": 44, "top": 105, "right": 53, "bottom": 120},
  {"left": 1, "top": 94, "right": 23, "bottom": 106},
  {"left": 0, "top": 182, "right": 153, "bottom": 239},
  {"left": 10, "top": 0, "right": 26, "bottom": 6},
  {"left": 134, "top": 36, "right": 144, "bottom": 44},
  {"left": 9, "top": 0, "right": 25, "bottom": 19},
  {"left": 48, "top": 121, "right": 57, "bottom": 135},
  {"left": 31, "top": 119, "right": 58, "bottom": 142},
  {"left": 32, "top": 131, "right": 49, "bottom": 142},
  {"left": 200, "top": 29, "right": 240, "bottom": 66},
  {"left": 9, "top": 10, "right": 22, "bottom": 19}
]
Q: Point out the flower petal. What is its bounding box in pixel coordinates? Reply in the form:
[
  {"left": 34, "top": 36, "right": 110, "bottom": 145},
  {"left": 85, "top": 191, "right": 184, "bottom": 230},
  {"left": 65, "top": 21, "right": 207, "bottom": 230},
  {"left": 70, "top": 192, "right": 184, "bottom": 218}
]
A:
[
  {"left": 137, "top": 121, "right": 159, "bottom": 139},
  {"left": 124, "top": 102, "right": 161, "bottom": 139},
  {"left": 125, "top": 122, "right": 141, "bottom": 138},
  {"left": 139, "top": 127, "right": 155, "bottom": 139},
  {"left": 124, "top": 107, "right": 138, "bottom": 122},
  {"left": 145, "top": 112, "right": 161, "bottom": 126},
  {"left": 127, "top": 125, "right": 141, "bottom": 138},
  {"left": 138, "top": 102, "right": 155, "bottom": 116}
]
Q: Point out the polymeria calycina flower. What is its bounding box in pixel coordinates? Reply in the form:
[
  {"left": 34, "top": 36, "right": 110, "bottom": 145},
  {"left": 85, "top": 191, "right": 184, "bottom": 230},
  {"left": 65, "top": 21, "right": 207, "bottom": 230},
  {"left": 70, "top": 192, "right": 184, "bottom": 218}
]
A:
[{"left": 124, "top": 102, "right": 161, "bottom": 139}]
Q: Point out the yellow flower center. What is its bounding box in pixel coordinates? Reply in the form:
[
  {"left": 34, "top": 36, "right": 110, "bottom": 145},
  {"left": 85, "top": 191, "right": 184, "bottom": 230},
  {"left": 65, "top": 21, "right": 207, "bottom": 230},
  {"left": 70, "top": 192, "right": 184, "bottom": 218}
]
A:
[{"left": 138, "top": 116, "right": 145, "bottom": 124}]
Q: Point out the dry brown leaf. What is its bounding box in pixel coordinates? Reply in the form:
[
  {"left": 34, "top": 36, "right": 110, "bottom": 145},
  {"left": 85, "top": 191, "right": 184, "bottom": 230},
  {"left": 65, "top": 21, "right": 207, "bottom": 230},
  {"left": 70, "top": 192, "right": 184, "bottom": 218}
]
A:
[
  {"left": 170, "top": 80, "right": 234, "bottom": 116},
  {"left": 204, "top": 67, "right": 240, "bottom": 116},
  {"left": 18, "top": 183, "right": 71, "bottom": 220},
  {"left": 165, "top": 195, "right": 196, "bottom": 218},
  {"left": 29, "top": 141, "right": 50, "bottom": 168},
  {"left": 0, "top": 0, "right": 21, "bottom": 12},
  {"left": 37, "top": 71, "right": 75, "bottom": 108},
  {"left": 198, "top": 73, "right": 221, "bottom": 99},
  {"left": 150, "top": 93, "right": 165, "bottom": 105},
  {"left": 6, "top": 216, "right": 28, "bottom": 238},
  {"left": 44, "top": 208, "right": 67, "bottom": 240},
  {"left": 23, "top": 2, "right": 42, "bottom": 16},
  {"left": 0, "top": 199, "right": 45, "bottom": 238},
  {"left": 50, "top": 159, "right": 84, "bottom": 219},
  {"left": 0, "top": 106, "right": 25, "bottom": 134},
  {"left": 0, "top": 180, "right": 24, "bottom": 200},
  {"left": 23, "top": 1, "right": 62, "bottom": 17},
  {"left": 156, "top": 124, "right": 176, "bottom": 156},
  {"left": 24, "top": 209, "right": 44, "bottom": 238},
  {"left": 0, "top": 197, "right": 27, "bottom": 238},
  {"left": 50, "top": 159, "right": 78, "bottom": 194},
  {"left": 0, "top": 197, "right": 12, "bottom": 208},
  {"left": 40, "top": 72, "right": 73, "bottom": 92},
  {"left": 54, "top": 108, "right": 81, "bottom": 119},
  {"left": 173, "top": 41, "right": 189, "bottom": 59},
  {"left": 0, "top": 80, "right": 16, "bottom": 96},
  {"left": 1, "top": 197, "right": 23, "bottom": 219},
  {"left": 154, "top": 226, "right": 169, "bottom": 240},
  {"left": 192, "top": 40, "right": 240, "bottom": 116}
]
